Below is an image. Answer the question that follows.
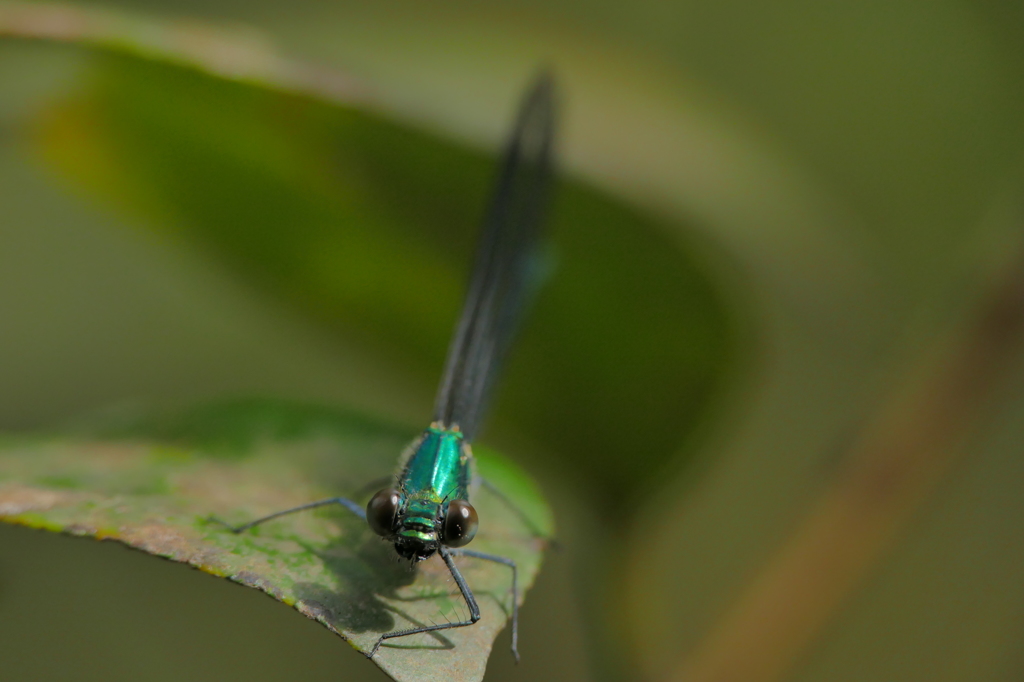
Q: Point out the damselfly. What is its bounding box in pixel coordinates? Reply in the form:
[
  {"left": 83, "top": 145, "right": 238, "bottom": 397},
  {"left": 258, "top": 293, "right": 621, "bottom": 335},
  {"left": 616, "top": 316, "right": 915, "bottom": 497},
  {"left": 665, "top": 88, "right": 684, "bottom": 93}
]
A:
[{"left": 218, "top": 73, "right": 556, "bottom": 660}]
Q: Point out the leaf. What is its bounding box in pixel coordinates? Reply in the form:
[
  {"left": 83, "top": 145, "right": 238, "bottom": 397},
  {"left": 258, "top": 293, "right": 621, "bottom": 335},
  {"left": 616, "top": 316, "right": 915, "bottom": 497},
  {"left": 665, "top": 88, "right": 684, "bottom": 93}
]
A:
[
  {"left": 0, "top": 2, "right": 734, "bottom": 506},
  {"left": 0, "top": 398, "right": 552, "bottom": 682}
]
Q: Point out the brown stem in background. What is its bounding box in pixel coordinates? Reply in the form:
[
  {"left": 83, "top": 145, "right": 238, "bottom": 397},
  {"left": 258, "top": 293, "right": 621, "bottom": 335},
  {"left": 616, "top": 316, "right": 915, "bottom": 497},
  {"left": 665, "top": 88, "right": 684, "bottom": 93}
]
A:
[{"left": 672, "top": 259, "right": 1024, "bottom": 682}]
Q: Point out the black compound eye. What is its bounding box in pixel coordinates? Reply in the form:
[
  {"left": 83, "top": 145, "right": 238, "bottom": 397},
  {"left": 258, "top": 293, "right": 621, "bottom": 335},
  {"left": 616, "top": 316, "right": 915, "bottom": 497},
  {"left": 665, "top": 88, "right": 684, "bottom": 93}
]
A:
[
  {"left": 441, "top": 499, "right": 478, "bottom": 547},
  {"left": 366, "top": 488, "right": 402, "bottom": 537}
]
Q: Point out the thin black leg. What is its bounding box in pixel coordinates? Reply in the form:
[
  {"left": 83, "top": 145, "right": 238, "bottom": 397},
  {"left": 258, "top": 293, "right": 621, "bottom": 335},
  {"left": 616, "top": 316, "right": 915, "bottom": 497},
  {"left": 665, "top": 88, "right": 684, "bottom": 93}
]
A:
[
  {"left": 368, "top": 545, "right": 480, "bottom": 658},
  {"left": 210, "top": 497, "right": 366, "bottom": 533},
  {"left": 451, "top": 548, "right": 519, "bottom": 662},
  {"left": 480, "top": 476, "right": 550, "bottom": 542}
]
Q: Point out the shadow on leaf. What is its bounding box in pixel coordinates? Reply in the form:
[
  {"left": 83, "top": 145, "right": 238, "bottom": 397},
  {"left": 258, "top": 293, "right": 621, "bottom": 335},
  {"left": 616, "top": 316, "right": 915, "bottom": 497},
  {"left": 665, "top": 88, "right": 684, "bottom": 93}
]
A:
[{"left": 296, "top": 529, "right": 457, "bottom": 650}]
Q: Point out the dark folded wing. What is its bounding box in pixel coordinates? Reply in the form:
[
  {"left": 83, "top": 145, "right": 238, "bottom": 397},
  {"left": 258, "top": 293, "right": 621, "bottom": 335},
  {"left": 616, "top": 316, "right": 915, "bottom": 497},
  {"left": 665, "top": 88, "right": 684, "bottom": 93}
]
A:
[{"left": 432, "top": 73, "right": 557, "bottom": 441}]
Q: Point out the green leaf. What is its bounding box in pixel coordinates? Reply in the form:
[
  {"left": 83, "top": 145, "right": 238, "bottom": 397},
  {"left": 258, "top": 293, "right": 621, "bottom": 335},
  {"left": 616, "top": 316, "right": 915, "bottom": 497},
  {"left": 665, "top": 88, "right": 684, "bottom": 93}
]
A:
[
  {"left": 0, "top": 398, "right": 552, "bottom": 682},
  {"left": 3, "top": 2, "right": 733, "bottom": 505}
]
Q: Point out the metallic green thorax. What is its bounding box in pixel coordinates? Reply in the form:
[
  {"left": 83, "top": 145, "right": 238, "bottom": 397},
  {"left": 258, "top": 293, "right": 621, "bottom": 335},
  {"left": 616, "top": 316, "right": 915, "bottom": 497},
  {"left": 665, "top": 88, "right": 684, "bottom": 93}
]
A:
[
  {"left": 395, "top": 425, "right": 472, "bottom": 543},
  {"left": 399, "top": 425, "right": 471, "bottom": 501}
]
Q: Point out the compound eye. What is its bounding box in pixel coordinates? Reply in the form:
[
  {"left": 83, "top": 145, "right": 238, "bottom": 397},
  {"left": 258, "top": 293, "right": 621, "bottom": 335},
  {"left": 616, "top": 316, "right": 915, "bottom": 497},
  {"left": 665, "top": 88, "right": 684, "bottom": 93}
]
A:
[
  {"left": 366, "top": 488, "right": 402, "bottom": 537},
  {"left": 442, "top": 499, "right": 478, "bottom": 547}
]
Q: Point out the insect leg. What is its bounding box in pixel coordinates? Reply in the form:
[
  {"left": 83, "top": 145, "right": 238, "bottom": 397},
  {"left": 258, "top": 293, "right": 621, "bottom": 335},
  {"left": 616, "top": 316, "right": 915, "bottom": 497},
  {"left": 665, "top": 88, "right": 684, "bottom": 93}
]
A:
[
  {"left": 480, "top": 476, "right": 550, "bottom": 543},
  {"left": 210, "top": 497, "right": 366, "bottom": 533},
  {"left": 368, "top": 546, "right": 481, "bottom": 658},
  {"left": 449, "top": 547, "right": 519, "bottom": 662}
]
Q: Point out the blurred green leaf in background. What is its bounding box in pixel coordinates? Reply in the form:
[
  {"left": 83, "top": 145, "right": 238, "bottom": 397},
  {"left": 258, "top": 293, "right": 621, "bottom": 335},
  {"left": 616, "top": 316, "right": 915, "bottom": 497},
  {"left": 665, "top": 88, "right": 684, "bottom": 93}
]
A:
[{"left": 2, "top": 1, "right": 1024, "bottom": 681}]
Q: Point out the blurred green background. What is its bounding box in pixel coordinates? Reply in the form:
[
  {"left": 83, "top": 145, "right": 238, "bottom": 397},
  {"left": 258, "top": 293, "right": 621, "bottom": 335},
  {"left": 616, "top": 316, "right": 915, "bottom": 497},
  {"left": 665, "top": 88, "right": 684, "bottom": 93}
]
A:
[{"left": 2, "top": 0, "right": 1024, "bottom": 681}]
